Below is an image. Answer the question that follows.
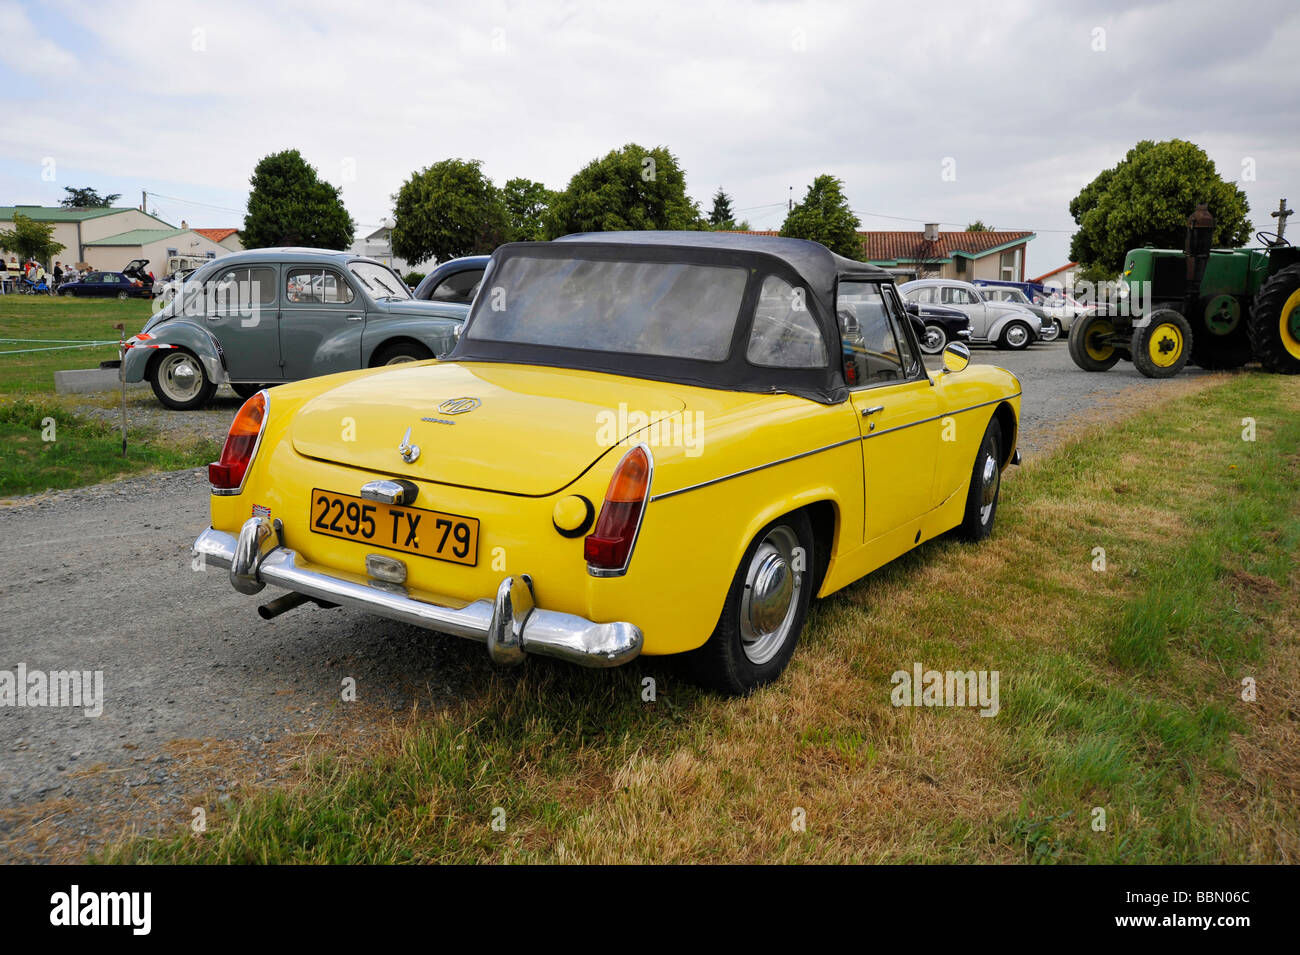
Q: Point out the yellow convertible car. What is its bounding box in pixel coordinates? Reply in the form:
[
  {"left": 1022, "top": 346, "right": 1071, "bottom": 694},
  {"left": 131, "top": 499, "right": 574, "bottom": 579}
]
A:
[{"left": 193, "top": 232, "right": 1021, "bottom": 694}]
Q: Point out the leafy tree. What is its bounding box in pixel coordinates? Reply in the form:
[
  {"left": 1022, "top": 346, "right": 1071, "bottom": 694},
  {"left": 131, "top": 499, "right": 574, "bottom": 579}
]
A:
[
  {"left": 502, "top": 178, "right": 553, "bottom": 242},
  {"left": 242, "top": 149, "right": 355, "bottom": 250},
  {"left": 60, "top": 186, "right": 121, "bottom": 208},
  {"left": 709, "top": 188, "right": 737, "bottom": 229},
  {"left": 965, "top": 220, "right": 992, "bottom": 232},
  {"left": 545, "top": 144, "right": 703, "bottom": 238},
  {"left": 780, "top": 174, "right": 862, "bottom": 259},
  {"left": 391, "top": 159, "right": 509, "bottom": 263},
  {"left": 1068, "top": 139, "right": 1251, "bottom": 272},
  {"left": 0, "top": 214, "right": 65, "bottom": 264}
]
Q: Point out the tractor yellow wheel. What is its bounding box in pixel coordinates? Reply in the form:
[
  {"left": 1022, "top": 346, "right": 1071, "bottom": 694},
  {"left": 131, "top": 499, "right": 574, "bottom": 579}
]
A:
[
  {"left": 1085, "top": 319, "right": 1116, "bottom": 361},
  {"left": 1280, "top": 289, "right": 1300, "bottom": 361},
  {"left": 1132, "top": 309, "right": 1193, "bottom": 379},
  {"left": 1068, "top": 312, "right": 1122, "bottom": 371},
  {"left": 1248, "top": 263, "right": 1300, "bottom": 374}
]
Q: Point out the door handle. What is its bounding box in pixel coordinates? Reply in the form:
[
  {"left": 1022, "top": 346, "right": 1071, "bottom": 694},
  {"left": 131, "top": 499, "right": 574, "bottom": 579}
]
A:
[
  {"left": 860, "top": 405, "right": 884, "bottom": 417},
  {"left": 346, "top": 313, "right": 364, "bottom": 322}
]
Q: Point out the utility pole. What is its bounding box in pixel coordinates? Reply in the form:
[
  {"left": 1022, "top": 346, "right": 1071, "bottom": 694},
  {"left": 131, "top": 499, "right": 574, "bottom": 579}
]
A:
[
  {"left": 788, "top": 186, "right": 793, "bottom": 212},
  {"left": 141, "top": 189, "right": 147, "bottom": 213},
  {"left": 1272, "top": 198, "right": 1293, "bottom": 241}
]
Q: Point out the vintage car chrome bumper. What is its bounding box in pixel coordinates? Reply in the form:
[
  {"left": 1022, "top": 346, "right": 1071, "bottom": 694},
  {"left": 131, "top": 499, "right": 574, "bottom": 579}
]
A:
[{"left": 193, "top": 516, "right": 642, "bottom": 668}]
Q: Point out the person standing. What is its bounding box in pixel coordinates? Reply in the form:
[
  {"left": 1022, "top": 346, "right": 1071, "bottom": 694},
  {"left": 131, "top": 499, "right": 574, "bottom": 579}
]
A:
[{"left": 53, "top": 261, "right": 64, "bottom": 289}]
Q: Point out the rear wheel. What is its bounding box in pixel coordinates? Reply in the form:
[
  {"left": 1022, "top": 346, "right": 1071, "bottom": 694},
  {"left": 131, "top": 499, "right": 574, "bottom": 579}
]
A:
[
  {"left": 919, "top": 323, "right": 948, "bottom": 355},
  {"left": 1132, "top": 309, "right": 1192, "bottom": 379},
  {"left": 150, "top": 349, "right": 215, "bottom": 410},
  {"left": 1037, "top": 319, "right": 1061, "bottom": 343},
  {"left": 685, "top": 511, "right": 814, "bottom": 695},
  {"left": 1248, "top": 263, "right": 1300, "bottom": 374},
  {"left": 372, "top": 341, "right": 433, "bottom": 366},
  {"left": 117, "top": 290, "right": 130, "bottom": 300},
  {"left": 231, "top": 383, "right": 264, "bottom": 400},
  {"left": 956, "top": 418, "right": 1003, "bottom": 542},
  {"left": 998, "top": 321, "right": 1032, "bottom": 350},
  {"left": 1068, "top": 312, "right": 1122, "bottom": 371}
]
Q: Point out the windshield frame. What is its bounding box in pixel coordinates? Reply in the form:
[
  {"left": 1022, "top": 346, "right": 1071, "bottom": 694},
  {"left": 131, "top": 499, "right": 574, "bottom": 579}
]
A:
[{"left": 349, "top": 260, "right": 412, "bottom": 301}]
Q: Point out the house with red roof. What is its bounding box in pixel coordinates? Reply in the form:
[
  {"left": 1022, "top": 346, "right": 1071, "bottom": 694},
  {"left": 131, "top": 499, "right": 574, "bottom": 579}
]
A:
[{"left": 193, "top": 228, "right": 244, "bottom": 252}]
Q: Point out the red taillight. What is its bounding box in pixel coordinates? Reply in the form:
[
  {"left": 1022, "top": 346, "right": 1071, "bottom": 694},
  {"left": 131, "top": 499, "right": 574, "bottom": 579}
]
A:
[
  {"left": 209, "top": 391, "right": 267, "bottom": 491},
  {"left": 584, "top": 445, "right": 652, "bottom": 573}
]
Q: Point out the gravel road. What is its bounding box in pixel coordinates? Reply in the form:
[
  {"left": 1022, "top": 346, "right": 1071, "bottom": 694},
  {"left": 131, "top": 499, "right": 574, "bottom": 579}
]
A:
[{"left": 0, "top": 342, "right": 1224, "bottom": 860}]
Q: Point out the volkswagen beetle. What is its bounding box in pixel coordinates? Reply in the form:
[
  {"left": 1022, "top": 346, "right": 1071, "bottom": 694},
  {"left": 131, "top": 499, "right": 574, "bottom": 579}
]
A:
[{"left": 192, "top": 233, "right": 1021, "bottom": 694}]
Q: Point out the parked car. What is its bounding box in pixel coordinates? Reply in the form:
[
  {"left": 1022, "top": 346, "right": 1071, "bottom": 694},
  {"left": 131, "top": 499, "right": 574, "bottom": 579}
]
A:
[
  {"left": 899, "top": 278, "right": 1045, "bottom": 350},
  {"left": 123, "top": 249, "right": 468, "bottom": 410},
  {"left": 973, "top": 282, "right": 1061, "bottom": 340},
  {"left": 58, "top": 259, "right": 153, "bottom": 299},
  {"left": 152, "top": 267, "right": 198, "bottom": 304},
  {"left": 903, "top": 300, "right": 973, "bottom": 354},
  {"left": 192, "top": 232, "right": 1022, "bottom": 694},
  {"left": 413, "top": 255, "right": 491, "bottom": 304}
]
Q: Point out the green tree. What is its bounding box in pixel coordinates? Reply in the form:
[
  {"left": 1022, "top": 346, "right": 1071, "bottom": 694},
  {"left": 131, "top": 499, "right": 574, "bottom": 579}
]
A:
[
  {"left": 391, "top": 159, "right": 509, "bottom": 263},
  {"left": 708, "top": 188, "right": 736, "bottom": 229},
  {"left": 1068, "top": 139, "right": 1251, "bottom": 272},
  {"left": 965, "top": 220, "right": 992, "bottom": 232},
  {"left": 0, "top": 214, "right": 66, "bottom": 265},
  {"left": 60, "top": 186, "right": 121, "bottom": 208},
  {"left": 502, "top": 177, "right": 554, "bottom": 242},
  {"left": 780, "top": 174, "right": 862, "bottom": 259},
  {"left": 545, "top": 144, "right": 703, "bottom": 238},
  {"left": 242, "top": 149, "right": 355, "bottom": 250}
]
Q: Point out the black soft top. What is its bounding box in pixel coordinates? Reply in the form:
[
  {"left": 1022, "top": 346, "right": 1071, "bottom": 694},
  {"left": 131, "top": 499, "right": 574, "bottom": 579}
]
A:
[{"left": 447, "top": 231, "right": 897, "bottom": 404}]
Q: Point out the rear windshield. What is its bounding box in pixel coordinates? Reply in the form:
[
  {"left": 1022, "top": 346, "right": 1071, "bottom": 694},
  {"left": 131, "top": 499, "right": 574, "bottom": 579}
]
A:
[{"left": 466, "top": 255, "right": 748, "bottom": 360}]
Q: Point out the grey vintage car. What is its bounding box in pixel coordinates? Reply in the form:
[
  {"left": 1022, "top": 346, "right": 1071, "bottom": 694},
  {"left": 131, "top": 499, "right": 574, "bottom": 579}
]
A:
[{"left": 123, "top": 248, "right": 468, "bottom": 409}]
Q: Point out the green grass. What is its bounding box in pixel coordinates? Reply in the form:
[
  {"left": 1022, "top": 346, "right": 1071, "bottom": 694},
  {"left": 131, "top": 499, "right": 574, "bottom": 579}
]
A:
[
  {"left": 0, "top": 295, "right": 152, "bottom": 394},
  {"left": 0, "top": 399, "right": 221, "bottom": 496},
  {"left": 101, "top": 372, "right": 1300, "bottom": 864}
]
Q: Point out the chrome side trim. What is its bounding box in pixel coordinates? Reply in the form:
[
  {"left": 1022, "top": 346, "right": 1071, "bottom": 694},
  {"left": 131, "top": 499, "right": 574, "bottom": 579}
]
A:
[
  {"left": 193, "top": 523, "right": 642, "bottom": 668},
  {"left": 648, "top": 393, "right": 1020, "bottom": 503}
]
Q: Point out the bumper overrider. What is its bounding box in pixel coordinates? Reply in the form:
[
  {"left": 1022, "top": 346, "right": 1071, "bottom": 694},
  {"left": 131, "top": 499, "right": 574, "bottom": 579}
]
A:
[{"left": 193, "top": 516, "right": 643, "bottom": 668}]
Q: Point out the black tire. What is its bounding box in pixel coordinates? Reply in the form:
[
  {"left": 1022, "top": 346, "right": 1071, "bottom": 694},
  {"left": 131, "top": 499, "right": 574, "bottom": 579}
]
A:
[
  {"left": 1068, "top": 312, "right": 1123, "bottom": 371},
  {"left": 117, "top": 290, "right": 130, "bottom": 300},
  {"left": 1037, "top": 318, "right": 1061, "bottom": 343},
  {"left": 956, "top": 417, "right": 1003, "bottom": 542},
  {"left": 149, "top": 349, "right": 216, "bottom": 410},
  {"left": 231, "top": 383, "right": 263, "bottom": 400},
  {"left": 1248, "top": 263, "right": 1300, "bottom": 374},
  {"left": 1132, "top": 309, "right": 1193, "bottom": 379},
  {"left": 997, "top": 320, "right": 1032, "bottom": 350},
  {"left": 372, "top": 341, "right": 434, "bottom": 366},
  {"left": 919, "top": 323, "right": 948, "bottom": 355},
  {"left": 684, "top": 510, "right": 815, "bottom": 695}
]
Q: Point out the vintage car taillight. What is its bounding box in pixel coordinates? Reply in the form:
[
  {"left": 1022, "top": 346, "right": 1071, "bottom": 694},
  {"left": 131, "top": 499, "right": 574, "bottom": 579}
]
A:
[
  {"left": 209, "top": 391, "right": 267, "bottom": 494},
  {"left": 584, "top": 444, "right": 652, "bottom": 576}
]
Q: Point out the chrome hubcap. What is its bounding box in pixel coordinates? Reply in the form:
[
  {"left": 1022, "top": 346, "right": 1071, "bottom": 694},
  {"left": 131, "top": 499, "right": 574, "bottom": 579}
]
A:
[
  {"left": 160, "top": 353, "right": 202, "bottom": 401},
  {"left": 979, "top": 454, "right": 999, "bottom": 524},
  {"left": 923, "top": 327, "right": 945, "bottom": 353},
  {"left": 1039, "top": 321, "right": 1059, "bottom": 341},
  {"left": 1007, "top": 325, "right": 1028, "bottom": 347},
  {"left": 739, "top": 525, "right": 801, "bottom": 665}
]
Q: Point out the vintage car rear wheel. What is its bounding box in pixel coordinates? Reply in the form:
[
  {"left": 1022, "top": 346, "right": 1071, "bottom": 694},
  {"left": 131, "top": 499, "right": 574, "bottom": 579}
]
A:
[
  {"left": 373, "top": 341, "right": 434, "bottom": 365},
  {"left": 150, "top": 349, "right": 216, "bottom": 410},
  {"left": 956, "top": 418, "right": 1003, "bottom": 542},
  {"left": 231, "top": 383, "right": 263, "bottom": 400},
  {"left": 685, "top": 511, "right": 814, "bottom": 695}
]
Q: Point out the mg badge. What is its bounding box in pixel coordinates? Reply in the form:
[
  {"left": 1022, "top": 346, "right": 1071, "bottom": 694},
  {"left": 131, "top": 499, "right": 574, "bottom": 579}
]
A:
[
  {"left": 398, "top": 426, "right": 421, "bottom": 464},
  {"left": 437, "top": 397, "right": 480, "bottom": 415}
]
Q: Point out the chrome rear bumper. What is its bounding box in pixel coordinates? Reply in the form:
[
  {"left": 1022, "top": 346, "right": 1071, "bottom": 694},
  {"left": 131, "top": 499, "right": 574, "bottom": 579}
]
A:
[{"left": 193, "top": 517, "right": 642, "bottom": 668}]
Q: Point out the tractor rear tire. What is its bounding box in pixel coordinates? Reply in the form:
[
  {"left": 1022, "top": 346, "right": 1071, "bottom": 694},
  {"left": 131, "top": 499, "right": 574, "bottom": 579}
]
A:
[
  {"left": 1248, "top": 264, "right": 1300, "bottom": 375},
  {"left": 1068, "top": 312, "right": 1122, "bottom": 371},
  {"left": 1132, "top": 309, "right": 1193, "bottom": 379}
]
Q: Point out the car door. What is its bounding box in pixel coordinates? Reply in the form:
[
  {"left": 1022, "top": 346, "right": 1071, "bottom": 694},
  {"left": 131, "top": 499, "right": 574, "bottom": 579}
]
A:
[
  {"left": 94, "top": 273, "right": 116, "bottom": 297},
  {"left": 839, "top": 280, "right": 941, "bottom": 544},
  {"left": 202, "top": 264, "right": 282, "bottom": 381},
  {"left": 280, "top": 265, "right": 364, "bottom": 380},
  {"left": 942, "top": 284, "right": 987, "bottom": 339}
]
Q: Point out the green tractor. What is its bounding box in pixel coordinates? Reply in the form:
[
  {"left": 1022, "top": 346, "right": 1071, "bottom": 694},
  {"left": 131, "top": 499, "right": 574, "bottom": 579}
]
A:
[{"left": 1069, "top": 202, "right": 1300, "bottom": 378}]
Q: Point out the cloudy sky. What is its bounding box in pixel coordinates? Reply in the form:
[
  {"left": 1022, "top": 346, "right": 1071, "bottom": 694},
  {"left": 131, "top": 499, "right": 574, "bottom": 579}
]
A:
[{"left": 2, "top": 0, "right": 1297, "bottom": 273}]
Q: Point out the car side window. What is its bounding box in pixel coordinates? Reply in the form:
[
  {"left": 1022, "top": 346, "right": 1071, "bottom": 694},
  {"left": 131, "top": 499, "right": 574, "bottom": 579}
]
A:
[
  {"left": 747, "top": 275, "right": 828, "bottom": 368},
  {"left": 837, "top": 281, "right": 905, "bottom": 386},
  {"left": 882, "top": 285, "right": 922, "bottom": 378},
  {"left": 906, "top": 286, "right": 933, "bottom": 304},
  {"left": 430, "top": 268, "right": 484, "bottom": 304},
  {"left": 286, "top": 268, "right": 354, "bottom": 305},
  {"left": 207, "top": 266, "right": 278, "bottom": 314}
]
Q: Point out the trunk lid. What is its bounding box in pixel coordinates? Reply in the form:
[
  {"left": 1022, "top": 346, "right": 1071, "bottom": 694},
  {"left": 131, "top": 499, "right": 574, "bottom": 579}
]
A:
[{"left": 290, "top": 362, "right": 685, "bottom": 496}]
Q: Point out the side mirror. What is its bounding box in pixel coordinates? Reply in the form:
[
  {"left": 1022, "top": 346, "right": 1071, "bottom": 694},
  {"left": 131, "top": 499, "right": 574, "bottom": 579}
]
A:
[{"left": 941, "top": 341, "right": 970, "bottom": 374}]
